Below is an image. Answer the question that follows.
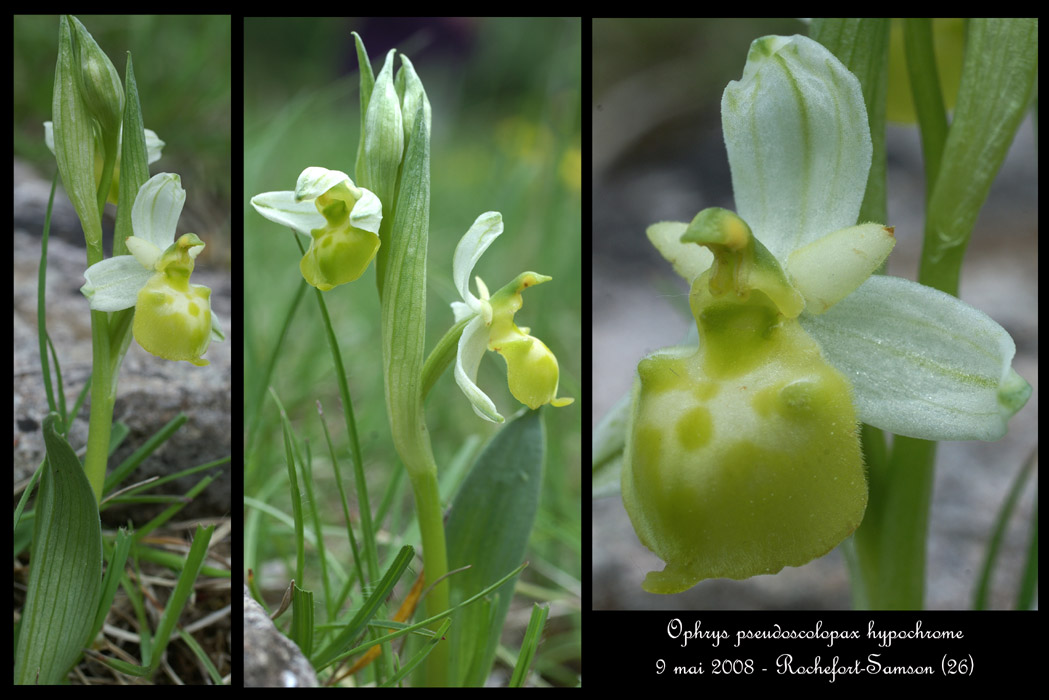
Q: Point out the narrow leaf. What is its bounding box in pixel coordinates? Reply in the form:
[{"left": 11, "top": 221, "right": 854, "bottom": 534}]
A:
[
  {"left": 509, "top": 603, "right": 549, "bottom": 687},
  {"left": 114, "top": 51, "right": 150, "bottom": 257},
  {"left": 312, "top": 544, "right": 415, "bottom": 670}
]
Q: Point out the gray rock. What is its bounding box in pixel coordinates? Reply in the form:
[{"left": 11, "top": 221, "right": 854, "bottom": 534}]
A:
[{"left": 244, "top": 585, "right": 319, "bottom": 687}]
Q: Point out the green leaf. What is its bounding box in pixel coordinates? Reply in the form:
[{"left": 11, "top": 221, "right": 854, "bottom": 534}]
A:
[
  {"left": 444, "top": 409, "right": 545, "bottom": 686},
  {"left": 88, "top": 525, "right": 215, "bottom": 680},
  {"left": 809, "top": 18, "right": 891, "bottom": 225},
  {"left": 15, "top": 413, "right": 103, "bottom": 685},
  {"left": 919, "top": 18, "right": 1038, "bottom": 295}
]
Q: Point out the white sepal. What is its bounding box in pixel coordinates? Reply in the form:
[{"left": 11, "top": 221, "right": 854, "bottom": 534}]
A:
[
  {"left": 452, "top": 211, "right": 503, "bottom": 313},
  {"left": 250, "top": 190, "right": 326, "bottom": 235},
  {"left": 131, "top": 173, "right": 185, "bottom": 250},
  {"left": 81, "top": 255, "right": 153, "bottom": 311},
  {"left": 800, "top": 274, "right": 1028, "bottom": 441},
  {"left": 722, "top": 34, "right": 872, "bottom": 261}
]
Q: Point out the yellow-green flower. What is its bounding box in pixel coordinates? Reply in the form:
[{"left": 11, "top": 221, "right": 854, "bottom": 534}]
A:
[
  {"left": 451, "top": 211, "right": 573, "bottom": 423},
  {"left": 250, "top": 166, "right": 383, "bottom": 291},
  {"left": 81, "top": 172, "right": 224, "bottom": 366}
]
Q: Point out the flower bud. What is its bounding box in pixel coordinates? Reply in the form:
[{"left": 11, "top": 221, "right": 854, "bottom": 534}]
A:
[
  {"left": 71, "top": 16, "right": 123, "bottom": 136},
  {"left": 358, "top": 49, "right": 404, "bottom": 213}
]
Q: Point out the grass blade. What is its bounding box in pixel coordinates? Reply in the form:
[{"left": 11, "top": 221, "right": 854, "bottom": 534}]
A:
[{"left": 509, "top": 603, "right": 549, "bottom": 687}]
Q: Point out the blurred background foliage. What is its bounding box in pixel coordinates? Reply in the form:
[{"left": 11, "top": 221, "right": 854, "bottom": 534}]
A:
[
  {"left": 244, "top": 18, "right": 580, "bottom": 685},
  {"left": 13, "top": 14, "right": 232, "bottom": 269}
]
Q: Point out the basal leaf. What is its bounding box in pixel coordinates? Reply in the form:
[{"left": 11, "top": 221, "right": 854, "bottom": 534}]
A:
[
  {"left": 444, "top": 408, "right": 545, "bottom": 686},
  {"left": 15, "top": 414, "right": 103, "bottom": 684}
]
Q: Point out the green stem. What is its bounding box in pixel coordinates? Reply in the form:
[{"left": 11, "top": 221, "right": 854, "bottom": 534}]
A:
[
  {"left": 83, "top": 308, "right": 113, "bottom": 504},
  {"left": 407, "top": 463, "right": 451, "bottom": 686},
  {"left": 82, "top": 146, "right": 118, "bottom": 504}
]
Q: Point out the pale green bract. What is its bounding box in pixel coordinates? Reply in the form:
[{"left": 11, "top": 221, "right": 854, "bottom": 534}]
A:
[{"left": 624, "top": 34, "right": 1031, "bottom": 593}]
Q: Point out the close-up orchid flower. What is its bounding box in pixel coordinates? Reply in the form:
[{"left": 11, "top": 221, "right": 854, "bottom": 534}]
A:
[
  {"left": 250, "top": 166, "right": 383, "bottom": 290},
  {"left": 81, "top": 172, "right": 224, "bottom": 366},
  {"left": 451, "top": 211, "right": 574, "bottom": 423},
  {"left": 593, "top": 22, "right": 1035, "bottom": 608}
]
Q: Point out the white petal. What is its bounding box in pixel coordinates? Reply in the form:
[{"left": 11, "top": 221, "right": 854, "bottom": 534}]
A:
[
  {"left": 800, "top": 275, "right": 1028, "bottom": 441},
  {"left": 454, "top": 314, "right": 504, "bottom": 423},
  {"left": 131, "top": 172, "right": 186, "bottom": 250},
  {"left": 81, "top": 255, "right": 153, "bottom": 311},
  {"left": 787, "top": 223, "right": 896, "bottom": 314},
  {"left": 250, "top": 190, "right": 325, "bottom": 236},
  {"left": 722, "top": 34, "right": 872, "bottom": 261},
  {"left": 452, "top": 211, "right": 503, "bottom": 306},
  {"left": 125, "top": 235, "right": 162, "bottom": 270},
  {"left": 348, "top": 186, "right": 383, "bottom": 235}
]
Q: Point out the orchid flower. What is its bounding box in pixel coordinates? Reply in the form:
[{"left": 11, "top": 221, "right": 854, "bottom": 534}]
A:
[
  {"left": 451, "top": 211, "right": 574, "bottom": 423},
  {"left": 81, "top": 172, "right": 224, "bottom": 366},
  {"left": 250, "top": 166, "right": 383, "bottom": 291},
  {"left": 622, "top": 34, "right": 1031, "bottom": 594}
]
